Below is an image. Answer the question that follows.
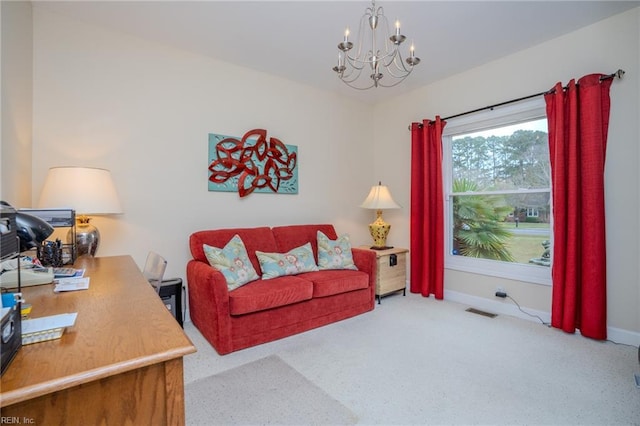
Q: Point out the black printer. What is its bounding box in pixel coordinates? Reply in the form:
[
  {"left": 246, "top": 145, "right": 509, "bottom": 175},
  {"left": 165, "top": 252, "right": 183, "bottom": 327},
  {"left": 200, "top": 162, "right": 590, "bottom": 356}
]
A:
[{"left": 1, "top": 201, "right": 22, "bottom": 376}]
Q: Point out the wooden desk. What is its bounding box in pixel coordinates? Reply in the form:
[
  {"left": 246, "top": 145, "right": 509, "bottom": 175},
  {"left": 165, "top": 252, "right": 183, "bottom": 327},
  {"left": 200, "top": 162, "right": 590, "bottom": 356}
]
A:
[{"left": 0, "top": 255, "right": 196, "bottom": 425}]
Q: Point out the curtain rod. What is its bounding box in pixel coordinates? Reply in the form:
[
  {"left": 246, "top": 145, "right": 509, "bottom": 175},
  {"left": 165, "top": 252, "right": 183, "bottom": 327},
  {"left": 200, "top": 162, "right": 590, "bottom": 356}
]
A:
[{"left": 409, "top": 69, "right": 625, "bottom": 130}]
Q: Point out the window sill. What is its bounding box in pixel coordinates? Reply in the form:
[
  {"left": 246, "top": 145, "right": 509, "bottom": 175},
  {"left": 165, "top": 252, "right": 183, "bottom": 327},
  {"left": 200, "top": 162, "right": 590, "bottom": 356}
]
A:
[{"left": 446, "top": 256, "right": 551, "bottom": 286}]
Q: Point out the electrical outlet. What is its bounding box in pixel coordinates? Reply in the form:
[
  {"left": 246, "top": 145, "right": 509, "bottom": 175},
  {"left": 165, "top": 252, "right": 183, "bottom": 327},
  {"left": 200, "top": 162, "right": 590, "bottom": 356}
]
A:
[{"left": 495, "top": 286, "right": 507, "bottom": 298}]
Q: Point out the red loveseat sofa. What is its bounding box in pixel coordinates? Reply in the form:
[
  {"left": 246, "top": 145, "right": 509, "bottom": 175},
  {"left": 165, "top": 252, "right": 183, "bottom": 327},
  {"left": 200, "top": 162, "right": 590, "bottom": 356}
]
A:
[{"left": 187, "top": 224, "right": 377, "bottom": 355}]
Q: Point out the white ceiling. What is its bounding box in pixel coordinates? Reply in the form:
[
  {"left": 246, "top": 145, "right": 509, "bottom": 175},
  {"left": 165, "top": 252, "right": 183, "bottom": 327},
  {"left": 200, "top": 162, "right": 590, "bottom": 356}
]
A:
[{"left": 33, "top": 1, "right": 639, "bottom": 104}]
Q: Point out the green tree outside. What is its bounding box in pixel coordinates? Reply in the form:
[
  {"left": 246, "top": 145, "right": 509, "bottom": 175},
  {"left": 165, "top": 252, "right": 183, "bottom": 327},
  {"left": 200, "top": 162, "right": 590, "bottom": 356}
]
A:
[{"left": 452, "top": 179, "right": 515, "bottom": 262}]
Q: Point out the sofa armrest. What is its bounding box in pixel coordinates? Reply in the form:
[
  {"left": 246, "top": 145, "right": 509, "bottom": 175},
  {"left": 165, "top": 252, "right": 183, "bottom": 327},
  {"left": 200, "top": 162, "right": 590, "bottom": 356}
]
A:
[
  {"left": 352, "top": 248, "right": 377, "bottom": 299},
  {"left": 186, "top": 259, "right": 234, "bottom": 354}
]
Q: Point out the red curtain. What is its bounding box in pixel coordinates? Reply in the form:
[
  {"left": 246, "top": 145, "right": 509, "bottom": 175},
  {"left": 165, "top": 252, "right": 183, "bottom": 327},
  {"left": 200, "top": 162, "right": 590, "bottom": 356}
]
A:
[
  {"left": 410, "top": 117, "right": 446, "bottom": 299},
  {"left": 545, "top": 74, "right": 613, "bottom": 340}
]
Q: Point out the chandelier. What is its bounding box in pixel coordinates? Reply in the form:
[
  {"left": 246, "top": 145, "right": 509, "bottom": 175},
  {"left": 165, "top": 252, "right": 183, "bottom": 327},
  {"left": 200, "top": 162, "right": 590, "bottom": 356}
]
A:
[{"left": 332, "top": 0, "right": 420, "bottom": 90}]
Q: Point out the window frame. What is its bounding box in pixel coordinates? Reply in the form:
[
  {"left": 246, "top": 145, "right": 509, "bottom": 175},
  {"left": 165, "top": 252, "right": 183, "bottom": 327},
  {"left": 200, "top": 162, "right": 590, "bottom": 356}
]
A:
[{"left": 442, "top": 97, "right": 552, "bottom": 286}]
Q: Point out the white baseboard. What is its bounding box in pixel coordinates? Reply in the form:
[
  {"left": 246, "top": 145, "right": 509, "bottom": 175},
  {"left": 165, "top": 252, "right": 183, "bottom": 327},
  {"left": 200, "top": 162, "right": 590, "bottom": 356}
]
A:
[
  {"left": 607, "top": 326, "right": 640, "bottom": 348},
  {"left": 444, "top": 289, "right": 640, "bottom": 348}
]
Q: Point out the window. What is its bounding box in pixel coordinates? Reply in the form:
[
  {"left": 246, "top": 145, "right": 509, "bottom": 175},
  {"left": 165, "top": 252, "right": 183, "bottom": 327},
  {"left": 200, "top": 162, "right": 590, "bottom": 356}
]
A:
[{"left": 442, "top": 98, "right": 552, "bottom": 285}]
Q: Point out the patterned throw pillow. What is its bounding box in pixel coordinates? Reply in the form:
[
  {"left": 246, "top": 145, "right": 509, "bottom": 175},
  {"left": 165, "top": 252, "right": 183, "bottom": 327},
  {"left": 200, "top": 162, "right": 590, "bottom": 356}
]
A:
[
  {"left": 317, "top": 231, "right": 357, "bottom": 271},
  {"left": 256, "top": 242, "right": 319, "bottom": 280},
  {"left": 203, "top": 234, "right": 260, "bottom": 291}
]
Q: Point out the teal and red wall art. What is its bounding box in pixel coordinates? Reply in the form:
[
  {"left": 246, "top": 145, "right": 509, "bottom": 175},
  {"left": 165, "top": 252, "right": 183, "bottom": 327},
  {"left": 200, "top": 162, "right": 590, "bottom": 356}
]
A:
[{"left": 208, "top": 129, "right": 298, "bottom": 197}]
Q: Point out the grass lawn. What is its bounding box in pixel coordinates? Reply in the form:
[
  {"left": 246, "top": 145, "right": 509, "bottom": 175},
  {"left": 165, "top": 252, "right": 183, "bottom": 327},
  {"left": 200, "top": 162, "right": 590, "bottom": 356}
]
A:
[
  {"left": 508, "top": 234, "right": 549, "bottom": 265},
  {"left": 500, "top": 221, "right": 550, "bottom": 264}
]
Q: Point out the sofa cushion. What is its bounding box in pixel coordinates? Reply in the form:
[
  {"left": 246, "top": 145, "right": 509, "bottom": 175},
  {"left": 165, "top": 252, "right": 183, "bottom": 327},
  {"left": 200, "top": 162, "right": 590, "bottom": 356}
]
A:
[
  {"left": 228, "top": 276, "right": 313, "bottom": 315},
  {"left": 256, "top": 243, "right": 319, "bottom": 279},
  {"left": 190, "top": 227, "right": 277, "bottom": 273},
  {"left": 317, "top": 231, "right": 357, "bottom": 271},
  {"left": 203, "top": 234, "right": 260, "bottom": 291},
  {"left": 272, "top": 224, "right": 338, "bottom": 260},
  {"left": 299, "top": 269, "right": 370, "bottom": 298}
]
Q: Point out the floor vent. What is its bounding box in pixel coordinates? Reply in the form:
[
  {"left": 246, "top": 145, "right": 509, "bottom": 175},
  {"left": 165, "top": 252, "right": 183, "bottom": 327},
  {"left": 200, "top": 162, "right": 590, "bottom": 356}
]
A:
[{"left": 465, "top": 307, "right": 498, "bottom": 318}]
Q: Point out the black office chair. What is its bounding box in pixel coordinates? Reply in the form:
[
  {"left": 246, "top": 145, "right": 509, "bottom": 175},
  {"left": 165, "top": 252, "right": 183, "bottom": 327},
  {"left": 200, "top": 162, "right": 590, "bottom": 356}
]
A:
[{"left": 142, "top": 252, "right": 184, "bottom": 327}]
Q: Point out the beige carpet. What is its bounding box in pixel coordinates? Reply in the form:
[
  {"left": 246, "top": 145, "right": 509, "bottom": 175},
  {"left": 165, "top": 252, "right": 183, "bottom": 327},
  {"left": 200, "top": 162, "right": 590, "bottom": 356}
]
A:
[
  {"left": 185, "top": 354, "right": 358, "bottom": 425},
  {"left": 183, "top": 294, "right": 640, "bottom": 425}
]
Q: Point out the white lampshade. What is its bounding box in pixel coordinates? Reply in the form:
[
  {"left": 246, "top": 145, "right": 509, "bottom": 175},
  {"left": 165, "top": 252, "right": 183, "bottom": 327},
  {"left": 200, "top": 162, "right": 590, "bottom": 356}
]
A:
[
  {"left": 38, "top": 166, "right": 123, "bottom": 214},
  {"left": 360, "top": 182, "right": 401, "bottom": 210}
]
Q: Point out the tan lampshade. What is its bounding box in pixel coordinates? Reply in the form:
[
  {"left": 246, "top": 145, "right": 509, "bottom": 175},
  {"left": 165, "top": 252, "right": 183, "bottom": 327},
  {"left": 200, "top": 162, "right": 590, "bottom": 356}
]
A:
[
  {"left": 360, "top": 182, "right": 401, "bottom": 210},
  {"left": 38, "top": 166, "right": 123, "bottom": 214}
]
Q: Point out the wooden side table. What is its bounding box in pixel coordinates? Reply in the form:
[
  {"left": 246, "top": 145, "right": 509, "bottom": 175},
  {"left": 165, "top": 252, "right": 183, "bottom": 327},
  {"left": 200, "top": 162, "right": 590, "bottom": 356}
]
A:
[{"left": 360, "top": 246, "right": 409, "bottom": 304}]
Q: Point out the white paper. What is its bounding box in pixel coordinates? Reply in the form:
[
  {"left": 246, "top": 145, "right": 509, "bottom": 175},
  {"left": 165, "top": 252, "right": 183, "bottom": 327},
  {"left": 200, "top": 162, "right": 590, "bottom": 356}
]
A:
[
  {"left": 54, "top": 277, "right": 90, "bottom": 292},
  {"left": 22, "top": 312, "right": 77, "bottom": 334}
]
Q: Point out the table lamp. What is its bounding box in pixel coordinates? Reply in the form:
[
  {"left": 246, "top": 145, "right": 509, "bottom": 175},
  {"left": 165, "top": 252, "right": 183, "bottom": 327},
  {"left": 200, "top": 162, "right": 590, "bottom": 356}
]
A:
[
  {"left": 38, "top": 166, "right": 123, "bottom": 257},
  {"left": 360, "top": 182, "right": 401, "bottom": 250}
]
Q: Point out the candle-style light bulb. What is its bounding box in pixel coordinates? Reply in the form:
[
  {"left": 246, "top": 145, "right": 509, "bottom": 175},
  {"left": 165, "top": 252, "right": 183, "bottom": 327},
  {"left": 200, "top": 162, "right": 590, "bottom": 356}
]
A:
[
  {"left": 410, "top": 42, "right": 415, "bottom": 57},
  {"left": 395, "top": 19, "right": 401, "bottom": 36},
  {"left": 344, "top": 27, "right": 350, "bottom": 42}
]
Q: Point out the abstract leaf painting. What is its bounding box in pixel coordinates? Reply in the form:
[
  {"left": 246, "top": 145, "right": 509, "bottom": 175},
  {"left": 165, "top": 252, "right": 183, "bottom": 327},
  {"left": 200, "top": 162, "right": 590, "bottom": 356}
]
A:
[{"left": 208, "top": 129, "right": 298, "bottom": 197}]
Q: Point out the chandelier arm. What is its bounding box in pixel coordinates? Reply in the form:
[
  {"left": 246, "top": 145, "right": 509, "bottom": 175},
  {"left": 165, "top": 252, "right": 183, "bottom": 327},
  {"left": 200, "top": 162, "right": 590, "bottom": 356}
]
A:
[
  {"left": 383, "top": 52, "right": 414, "bottom": 76},
  {"left": 340, "top": 79, "right": 377, "bottom": 90},
  {"left": 352, "top": 11, "right": 370, "bottom": 61},
  {"left": 379, "top": 46, "right": 396, "bottom": 64},
  {"left": 382, "top": 55, "right": 402, "bottom": 71},
  {"left": 381, "top": 67, "right": 412, "bottom": 80},
  {"left": 383, "top": 66, "right": 414, "bottom": 80},
  {"left": 344, "top": 54, "right": 368, "bottom": 71},
  {"left": 376, "top": 76, "right": 410, "bottom": 88},
  {"left": 338, "top": 64, "right": 414, "bottom": 88},
  {"left": 339, "top": 65, "right": 377, "bottom": 89},
  {"left": 377, "top": 13, "right": 396, "bottom": 48},
  {"left": 340, "top": 63, "right": 365, "bottom": 81},
  {"left": 375, "top": 50, "right": 418, "bottom": 85},
  {"left": 365, "top": 2, "right": 377, "bottom": 18},
  {"left": 347, "top": 47, "right": 398, "bottom": 67}
]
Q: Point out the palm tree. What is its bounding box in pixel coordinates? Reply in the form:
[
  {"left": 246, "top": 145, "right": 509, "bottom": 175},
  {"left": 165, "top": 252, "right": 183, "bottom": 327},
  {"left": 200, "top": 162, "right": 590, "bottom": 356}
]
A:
[{"left": 452, "top": 179, "right": 515, "bottom": 262}]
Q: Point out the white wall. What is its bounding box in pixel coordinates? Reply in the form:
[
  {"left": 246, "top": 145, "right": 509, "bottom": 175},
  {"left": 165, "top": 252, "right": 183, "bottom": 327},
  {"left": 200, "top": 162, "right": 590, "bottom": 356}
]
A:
[
  {"left": 1, "top": 0, "right": 33, "bottom": 207},
  {"left": 30, "top": 9, "right": 375, "bottom": 280},
  {"left": 374, "top": 8, "right": 640, "bottom": 337}
]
